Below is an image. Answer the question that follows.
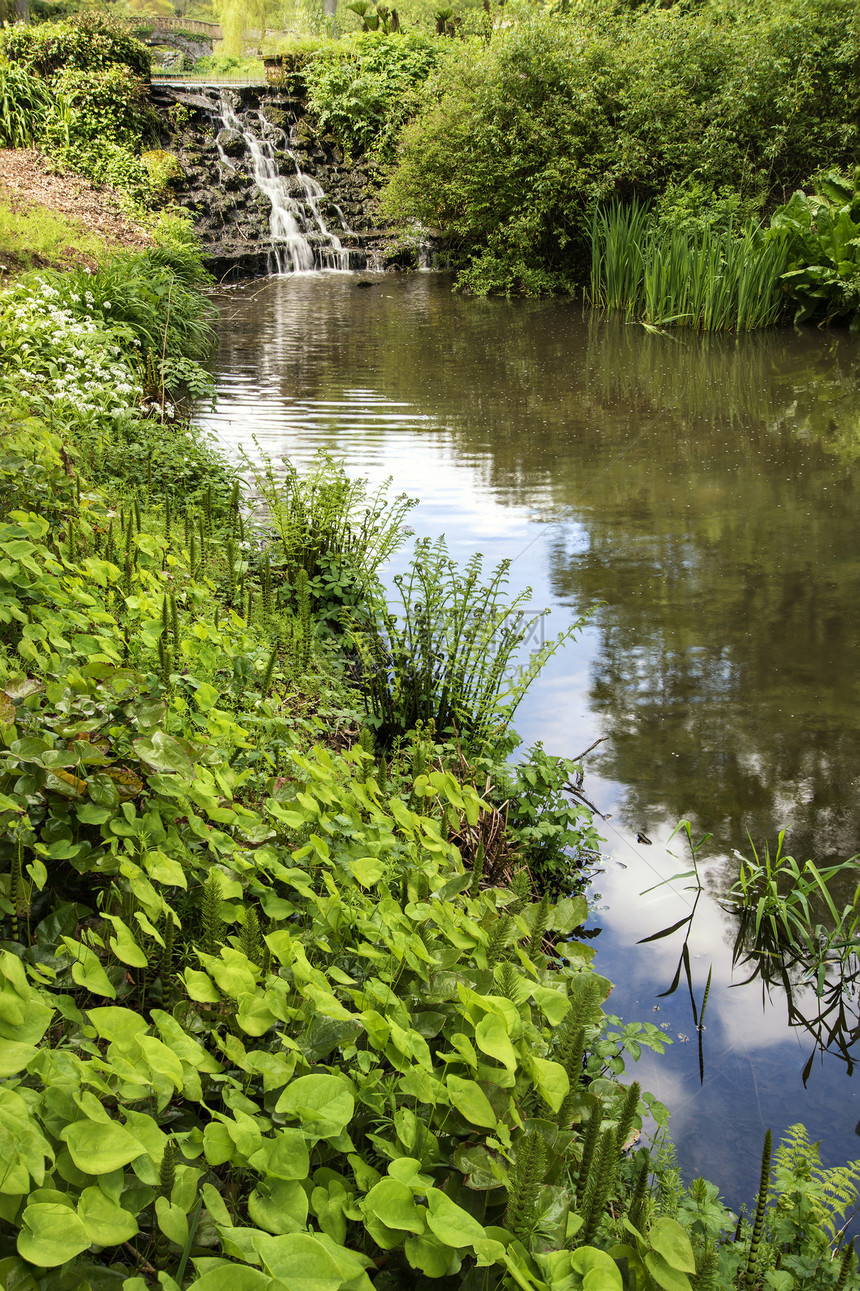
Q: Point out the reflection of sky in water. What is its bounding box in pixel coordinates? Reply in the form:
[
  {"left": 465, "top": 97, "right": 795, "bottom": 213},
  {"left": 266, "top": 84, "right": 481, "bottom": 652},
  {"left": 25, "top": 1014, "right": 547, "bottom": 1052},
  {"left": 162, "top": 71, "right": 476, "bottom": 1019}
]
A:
[{"left": 199, "top": 274, "right": 860, "bottom": 1209}]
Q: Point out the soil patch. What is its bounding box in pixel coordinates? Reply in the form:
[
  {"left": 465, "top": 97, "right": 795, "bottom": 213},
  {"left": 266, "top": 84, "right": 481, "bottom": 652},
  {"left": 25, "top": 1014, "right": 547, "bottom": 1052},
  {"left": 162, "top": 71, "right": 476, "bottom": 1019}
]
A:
[{"left": 0, "top": 149, "right": 151, "bottom": 276}]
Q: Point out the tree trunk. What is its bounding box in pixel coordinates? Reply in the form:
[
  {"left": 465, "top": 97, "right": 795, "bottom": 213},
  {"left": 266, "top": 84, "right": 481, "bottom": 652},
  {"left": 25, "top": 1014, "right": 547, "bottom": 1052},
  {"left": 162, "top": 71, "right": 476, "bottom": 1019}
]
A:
[{"left": 14, "top": 0, "right": 30, "bottom": 22}]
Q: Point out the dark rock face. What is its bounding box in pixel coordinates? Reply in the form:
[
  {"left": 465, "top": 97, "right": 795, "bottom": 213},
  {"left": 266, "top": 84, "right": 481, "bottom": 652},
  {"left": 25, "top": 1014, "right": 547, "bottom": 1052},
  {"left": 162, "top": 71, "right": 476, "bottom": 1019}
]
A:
[{"left": 148, "top": 84, "right": 445, "bottom": 281}]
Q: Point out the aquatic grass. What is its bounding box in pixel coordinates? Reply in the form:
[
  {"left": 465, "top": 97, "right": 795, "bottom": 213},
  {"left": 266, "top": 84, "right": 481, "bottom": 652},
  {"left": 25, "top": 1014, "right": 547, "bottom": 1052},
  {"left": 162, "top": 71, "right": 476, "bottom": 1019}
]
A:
[
  {"left": 591, "top": 205, "right": 791, "bottom": 332},
  {"left": 589, "top": 199, "right": 650, "bottom": 317}
]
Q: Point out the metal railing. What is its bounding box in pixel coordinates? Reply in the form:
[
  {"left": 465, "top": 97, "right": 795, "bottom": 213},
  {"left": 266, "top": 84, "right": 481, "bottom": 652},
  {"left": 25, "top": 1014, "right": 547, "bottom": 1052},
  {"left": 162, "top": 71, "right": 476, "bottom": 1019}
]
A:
[{"left": 150, "top": 75, "right": 268, "bottom": 87}]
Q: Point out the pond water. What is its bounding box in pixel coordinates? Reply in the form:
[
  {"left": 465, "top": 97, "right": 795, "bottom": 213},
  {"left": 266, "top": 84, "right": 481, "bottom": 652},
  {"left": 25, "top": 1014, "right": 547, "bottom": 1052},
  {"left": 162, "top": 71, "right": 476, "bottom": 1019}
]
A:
[{"left": 198, "top": 271, "right": 860, "bottom": 1212}]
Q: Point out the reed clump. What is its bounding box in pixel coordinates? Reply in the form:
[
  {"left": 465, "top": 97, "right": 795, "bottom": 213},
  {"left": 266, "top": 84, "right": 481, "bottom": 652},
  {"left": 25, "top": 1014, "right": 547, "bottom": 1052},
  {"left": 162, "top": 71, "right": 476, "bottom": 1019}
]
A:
[{"left": 590, "top": 202, "right": 791, "bottom": 332}]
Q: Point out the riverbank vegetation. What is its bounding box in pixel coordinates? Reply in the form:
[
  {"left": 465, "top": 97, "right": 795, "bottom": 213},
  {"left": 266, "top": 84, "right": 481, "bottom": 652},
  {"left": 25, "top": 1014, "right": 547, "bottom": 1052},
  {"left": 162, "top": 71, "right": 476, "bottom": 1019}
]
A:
[
  {"left": 1, "top": 3, "right": 860, "bottom": 1286},
  {"left": 1, "top": 202, "right": 860, "bottom": 1287},
  {"left": 379, "top": 0, "right": 860, "bottom": 305}
]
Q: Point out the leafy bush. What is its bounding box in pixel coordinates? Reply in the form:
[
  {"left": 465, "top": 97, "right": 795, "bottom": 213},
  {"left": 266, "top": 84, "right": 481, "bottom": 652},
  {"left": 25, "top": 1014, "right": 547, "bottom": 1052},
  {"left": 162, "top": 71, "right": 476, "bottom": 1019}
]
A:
[
  {"left": 305, "top": 31, "right": 439, "bottom": 157},
  {"left": 770, "top": 169, "right": 860, "bottom": 328},
  {"left": 1, "top": 10, "right": 151, "bottom": 79},
  {"left": 39, "top": 64, "right": 157, "bottom": 201},
  {"left": 0, "top": 59, "right": 52, "bottom": 148},
  {"left": 383, "top": 0, "right": 860, "bottom": 294}
]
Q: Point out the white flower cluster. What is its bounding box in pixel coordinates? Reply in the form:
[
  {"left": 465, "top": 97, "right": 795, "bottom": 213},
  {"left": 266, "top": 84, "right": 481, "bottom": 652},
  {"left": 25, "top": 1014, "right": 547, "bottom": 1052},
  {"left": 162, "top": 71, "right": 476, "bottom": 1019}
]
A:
[{"left": 0, "top": 280, "right": 141, "bottom": 425}]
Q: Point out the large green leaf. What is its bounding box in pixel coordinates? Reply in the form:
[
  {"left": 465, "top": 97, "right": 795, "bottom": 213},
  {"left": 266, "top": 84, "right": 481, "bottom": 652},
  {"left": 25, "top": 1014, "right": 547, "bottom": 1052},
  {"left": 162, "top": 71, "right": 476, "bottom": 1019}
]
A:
[
  {"left": 61, "top": 1119, "right": 145, "bottom": 1174},
  {"left": 133, "top": 731, "right": 198, "bottom": 777},
  {"left": 250, "top": 1129, "right": 310, "bottom": 1182},
  {"left": 248, "top": 1177, "right": 309, "bottom": 1236},
  {"left": 648, "top": 1218, "right": 696, "bottom": 1273},
  {"left": 78, "top": 1185, "right": 139, "bottom": 1246},
  {"left": 425, "top": 1188, "right": 486, "bottom": 1248},
  {"left": 17, "top": 1202, "right": 92, "bottom": 1266},
  {"left": 254, "top": 1232, "right": 345, "bottom": 1289},
  {"left": 643, "top": 1249, "right": 693, "bottom": 1291},
  {"left": 527, "top": 1056, "right": 569, "bottom": 1114},
  {"left": 61, "top": 939, "right": 116, "bottom": 998},
  {"left": 363, "top": 1178, "right": 425, "bottom": 1234},
  {"left": 569, "top": 1247, "right": 623, "bottom": 1289},
  {"left": 87, "top": 1006, "right": 149, "bottom": 1046},
  {"left": 446, "top": 1075, "right": 497, "bottom": 1128},
  {"left": 0, "top": 1041, "right": 38, "bottom": 1078},
  {"left": 404, "top": 1231, "right": 458, "bottom": 1277},
  {"left": 474, "top": 1013, "right": 517, "bottom": 1071},
  {"left": 275, "top": 1075, "right": 355, "bottom": 1140}
]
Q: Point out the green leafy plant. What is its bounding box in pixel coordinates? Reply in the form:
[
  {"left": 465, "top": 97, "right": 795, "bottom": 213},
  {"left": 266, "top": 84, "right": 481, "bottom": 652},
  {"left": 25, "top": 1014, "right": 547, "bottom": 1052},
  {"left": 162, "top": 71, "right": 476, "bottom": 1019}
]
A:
[
  {"left": 246, "top": 447, "right": 416, "bottom": 628},
  {"left": 350, "top": 536, "right": 588, "bottom": 750},
  {"left": 0, "top": 59, "right": 53, "bottom": 148},
  {"left": 770, "top": 169, "right": 860, "bottom": 329},
  {"left": 305, "top": 31, "right": 438, "bottom": 157}
]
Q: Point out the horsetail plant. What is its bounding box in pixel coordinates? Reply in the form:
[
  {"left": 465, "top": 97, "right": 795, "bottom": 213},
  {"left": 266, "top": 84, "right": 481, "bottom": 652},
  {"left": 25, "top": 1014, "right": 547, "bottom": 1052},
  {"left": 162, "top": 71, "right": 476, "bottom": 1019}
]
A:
[
  {"left": 261, "top": 640, "right": 279, "bottom": 696},
  {"left": 615, "top": 1080, "right": 641, "bottom": 1154},
  {"left": 200, "top": 870, "right": 224, "bottom": 955},
  {"left": 579, "top": 1128, "right": 618, "bottom": 1247},
  {"left": 836, "top": 1239, "right": 856, "bottom": 1291},
  {"left": 505, "top": 1130, "right": 549, "bottom": 1240},
  {"left": 576, "top": 1104, "right": 604, "bottom": 1208},
  {"left": 744, "top": 1129, "right": 773, "bottom": 1290}
]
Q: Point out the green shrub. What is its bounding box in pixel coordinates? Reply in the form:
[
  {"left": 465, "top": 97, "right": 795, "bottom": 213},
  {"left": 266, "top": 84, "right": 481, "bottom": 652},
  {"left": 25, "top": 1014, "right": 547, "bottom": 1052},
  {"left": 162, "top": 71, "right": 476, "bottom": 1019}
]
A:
[
  {"left": 44, "top": 64, "right": 154, "bottom": 152},
  {"left": 1, "top": 10, "right": 151, "bottom": 79},
  {"left": 0, "top": 59, "right": 52, "bottom": 147},
  {"left": 383, "top": 0, "right": 860, "bottom": 294},
  {"left": 770, "top": 169, "right": 860, "bottom": 328},
  {"left": 305, "top": 31, "right": 439, "bottom": 157}
]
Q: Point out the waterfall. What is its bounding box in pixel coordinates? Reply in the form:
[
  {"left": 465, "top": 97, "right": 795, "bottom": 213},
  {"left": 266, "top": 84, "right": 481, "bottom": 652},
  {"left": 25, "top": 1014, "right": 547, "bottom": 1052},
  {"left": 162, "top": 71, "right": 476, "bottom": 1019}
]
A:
[{"left": 212, "top": 92, "right": 360, "bottom": 274}]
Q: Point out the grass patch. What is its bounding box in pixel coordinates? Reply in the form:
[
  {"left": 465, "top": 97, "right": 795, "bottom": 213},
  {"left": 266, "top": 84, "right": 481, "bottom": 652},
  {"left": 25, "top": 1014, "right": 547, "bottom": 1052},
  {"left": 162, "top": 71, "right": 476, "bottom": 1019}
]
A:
[{"left": 0, "top": 196, "right": 120, "bottom": 277}]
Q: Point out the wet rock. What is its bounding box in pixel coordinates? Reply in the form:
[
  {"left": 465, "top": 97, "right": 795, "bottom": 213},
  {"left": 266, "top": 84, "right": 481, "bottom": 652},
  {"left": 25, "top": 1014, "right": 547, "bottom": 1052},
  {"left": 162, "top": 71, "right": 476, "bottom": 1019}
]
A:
[
  {"left": 149, "top": 83, "right": 448, "bottom": 277},
  {"left": 217, "top": 129, "right": 246, "bottom": 159}
]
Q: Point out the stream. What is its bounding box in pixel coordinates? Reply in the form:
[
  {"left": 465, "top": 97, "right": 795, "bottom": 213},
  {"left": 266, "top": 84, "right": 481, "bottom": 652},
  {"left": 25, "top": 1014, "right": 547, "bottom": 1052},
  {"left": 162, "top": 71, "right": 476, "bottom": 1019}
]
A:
[{"left": 197, "top": 270, "right": 860, "bottom": 1212}]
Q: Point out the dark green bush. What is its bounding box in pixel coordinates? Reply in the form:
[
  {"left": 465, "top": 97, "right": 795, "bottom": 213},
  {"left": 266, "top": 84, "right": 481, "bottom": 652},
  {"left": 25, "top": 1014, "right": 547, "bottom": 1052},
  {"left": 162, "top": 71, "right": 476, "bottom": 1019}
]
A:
[
  {"left": 305, "top": 31, "right": 439, "bottom": 157},
  {"left": 1, "top": 10, "right": 150, "bottom": 79},
  {"left": 383, "top": 0, "right": 860, "bottom": 294},
  {"left": 45, "top": 64, "right": 154, "bottom": 151}
]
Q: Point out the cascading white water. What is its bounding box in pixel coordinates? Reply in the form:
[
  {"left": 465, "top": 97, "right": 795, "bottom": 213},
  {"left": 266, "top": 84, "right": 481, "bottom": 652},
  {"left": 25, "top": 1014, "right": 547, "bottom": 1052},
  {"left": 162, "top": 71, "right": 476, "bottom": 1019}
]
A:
[{"left": 213, "top": 92, "right": 355, "bottom": 274}]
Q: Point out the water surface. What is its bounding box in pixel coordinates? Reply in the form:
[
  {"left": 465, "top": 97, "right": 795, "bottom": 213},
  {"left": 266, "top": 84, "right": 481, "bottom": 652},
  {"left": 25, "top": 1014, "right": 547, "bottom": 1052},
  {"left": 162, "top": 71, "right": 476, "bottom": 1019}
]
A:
[{"left": 199, "top": 272, "right": 860, "bottom": 1209}]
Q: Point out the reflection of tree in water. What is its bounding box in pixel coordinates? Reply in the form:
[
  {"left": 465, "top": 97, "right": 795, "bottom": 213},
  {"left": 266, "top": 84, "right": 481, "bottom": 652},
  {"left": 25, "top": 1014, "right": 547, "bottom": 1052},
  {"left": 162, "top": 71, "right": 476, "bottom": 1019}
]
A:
[{"left": 210, "top": 278, "right": 860, "bottom": 882}]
